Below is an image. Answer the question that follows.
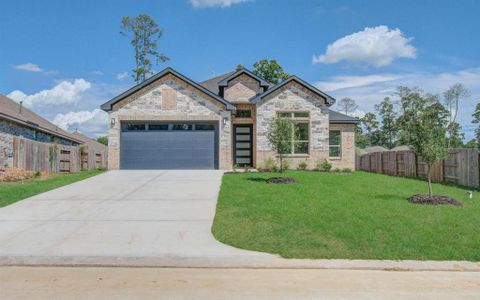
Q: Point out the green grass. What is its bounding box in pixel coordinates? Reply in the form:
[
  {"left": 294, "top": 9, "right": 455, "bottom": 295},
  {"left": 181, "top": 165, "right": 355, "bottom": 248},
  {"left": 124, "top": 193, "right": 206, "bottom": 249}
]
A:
[
  {"left": 212, "top": 171, "right": 480, "bottom": 261},
  {"left": 0, "top": 169, "right": 105, "bottom": 207}
]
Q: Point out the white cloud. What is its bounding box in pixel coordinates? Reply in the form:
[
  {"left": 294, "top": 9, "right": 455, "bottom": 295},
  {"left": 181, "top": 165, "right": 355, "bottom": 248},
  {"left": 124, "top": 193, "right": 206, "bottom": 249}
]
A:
[
  {"left": 313, "top": 25, "right": 417, "bottom": 67},
  {"left": 190, "top": 0, "right": 251, "bottom": 8},
  {"left": 316, "top": 74, "right": 399, "bottom": 92},
  {"left": 7, "top": 79, "right": 91, "bottom": 108},
  {"left": 116, "top": 71, "right": 128, "bottom": 80},
  {"left": 13, "top": 63, "right": 44, "bottom": 72},
  {"left": 53, "top": 109, "right": 108, "bottom": 137},
  {"left": 321, "top": 68, "right": 480, "bottom": 140}
]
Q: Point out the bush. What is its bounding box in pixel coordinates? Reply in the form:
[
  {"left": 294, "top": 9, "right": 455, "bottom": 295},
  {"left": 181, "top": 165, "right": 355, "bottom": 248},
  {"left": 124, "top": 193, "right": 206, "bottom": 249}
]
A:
[
  {"left": 297, "top": 160, "right": 308, "bottom": 171},
  {"left": 342, "top": 168, "right": 352, "bottom": 173},
  {"left": 316, "top": 159, "right": 332, "bottom": 172},
  {"left": 281, "top": 159, "right": 290, "bottom": 171},
  {"left": 34, "top": 171, "right": 41, "bottom": 177},
  {"left": 96, "top": 166, "right": 108, "bottom": 171},
  {"left": 260, "top": 157, "right": 278, "bottom": 172},
  {"left": 332, "top": 168, "right": 341, "bottom": 172}
]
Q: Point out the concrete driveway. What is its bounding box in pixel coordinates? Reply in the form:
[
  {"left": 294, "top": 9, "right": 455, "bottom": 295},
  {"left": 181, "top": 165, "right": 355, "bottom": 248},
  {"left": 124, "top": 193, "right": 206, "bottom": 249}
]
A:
[{"left": 0, "top": 170, "right": 273, "bottom": 266}]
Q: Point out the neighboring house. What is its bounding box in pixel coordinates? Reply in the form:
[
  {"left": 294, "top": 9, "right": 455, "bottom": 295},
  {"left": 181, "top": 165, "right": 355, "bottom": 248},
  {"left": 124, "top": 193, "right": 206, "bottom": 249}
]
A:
[
  {"left": 70, "top": 131, "right": 108, "bottom": 170},
  {"left": 101, "top": 67, "right": 358, "bottom": 170}
]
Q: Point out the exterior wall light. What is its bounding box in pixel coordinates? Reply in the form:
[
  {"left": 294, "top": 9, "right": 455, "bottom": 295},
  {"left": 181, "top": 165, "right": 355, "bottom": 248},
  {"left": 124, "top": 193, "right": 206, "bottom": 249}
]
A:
[{"left": 110, "top": 118, "right": 116, "bottom": 128}]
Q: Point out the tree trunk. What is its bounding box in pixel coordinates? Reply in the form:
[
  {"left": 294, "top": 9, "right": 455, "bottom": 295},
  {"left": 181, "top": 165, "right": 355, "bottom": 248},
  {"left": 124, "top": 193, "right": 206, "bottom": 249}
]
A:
[
  {"left": 427, "top": 163, "right": 433, "bottom": 197},
  {"left": 279, "top": 155, "right": 283, "bottom": 173}
]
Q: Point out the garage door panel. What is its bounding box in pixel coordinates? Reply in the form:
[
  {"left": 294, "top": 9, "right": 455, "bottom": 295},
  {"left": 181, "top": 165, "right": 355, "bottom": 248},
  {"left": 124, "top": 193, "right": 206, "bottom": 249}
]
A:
[{"left": 120, "top": 123, "right": 217, "bottom": 170}]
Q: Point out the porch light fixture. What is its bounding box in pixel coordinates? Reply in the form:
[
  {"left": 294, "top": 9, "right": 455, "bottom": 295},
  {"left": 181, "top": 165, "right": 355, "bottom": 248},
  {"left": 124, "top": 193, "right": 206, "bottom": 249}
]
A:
[
  {"left": 110, "top": 118, "right": 116, "bottom": 128},
  {"left": 223, "top": 117, "right": 228, "bottom": 125}
]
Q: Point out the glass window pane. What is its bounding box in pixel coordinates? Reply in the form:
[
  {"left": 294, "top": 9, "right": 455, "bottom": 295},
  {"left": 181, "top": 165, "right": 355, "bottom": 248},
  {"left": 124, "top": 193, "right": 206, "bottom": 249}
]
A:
[
  {"left": 236, "top": 142, "right": 250, "bottom": 148},
  {"left": 294, "top": 112, "right": 309, "bottom": 118},
  {"left": 236, "top": 158, "right": 250, "bottom": 164},
  {"left": 236, "top": 150, "right": 250, "bottom": 156},
  {"left": 329, "top": 130, "right": 341, "bottom": 145},
  {"left": 172, "top": 124, "right": 193, "bottom": 131},
  {"left": 126, "top": 123, "right": 146, "bottom": 131},
  {"left": 236, "top": 110, "right": 251, "bottom": 118},
  {"left": 295, "top": 123, "right": 309, "bottom": 140},
  {"left": 236, "top": 135, "right": 250, "bottom": 141},
  {"left": 148, "top": 124, "right": 168, "bottom": 130},
  {"left": 294, "top": 142, "right": 309, "bottom": 154},
  {"left": 195, "top": 124, "right": 215, "bottom": 130},
  {"left": 236, "top": 127, "right": 251, "bottom": 133},
  {"left": 329, "top": 146, "right": 341, "bottom": 157},
  {"left": 278, "top": 112, "right": 291, "bottom": 118}
]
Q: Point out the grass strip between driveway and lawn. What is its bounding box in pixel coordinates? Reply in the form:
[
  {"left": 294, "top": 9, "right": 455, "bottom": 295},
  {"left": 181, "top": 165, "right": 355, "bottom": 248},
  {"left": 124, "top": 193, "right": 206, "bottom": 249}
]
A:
[
  {"left": 212, "top": 171, "right": 480, "bottom": 261},
  {"left": 0, "top": 169, "right": 105, "bottom": 208}
]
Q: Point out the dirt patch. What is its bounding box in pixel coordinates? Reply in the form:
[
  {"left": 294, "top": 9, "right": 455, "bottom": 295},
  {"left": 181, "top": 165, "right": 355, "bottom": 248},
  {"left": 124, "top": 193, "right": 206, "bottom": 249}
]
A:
[
  {"left": 408, "top": 194, "right": 463, "bottom": 207},
  {"left": 266, "top": 177, "right": 296, "bottom": 184}
]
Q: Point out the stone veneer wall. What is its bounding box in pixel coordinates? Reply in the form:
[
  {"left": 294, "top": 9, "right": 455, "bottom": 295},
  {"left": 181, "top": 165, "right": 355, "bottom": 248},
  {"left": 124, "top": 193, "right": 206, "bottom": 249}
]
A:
[
  {"left": 223, "top": 74, "right": 263, "bottom": 103},
  {"left": 0, "top": 119, "right": 76, "bottom": 146},
  {"left": 0, "top": 132, "right": 14, "bottom": 167},
  {"left": 256, "top": 81, "right": 330, "bottom": 169},
  {"left": 107, "top": 74, "right": 232, "bottom": 170},
  {"left": 329, "top": 123, "right": 356, "bottom": 170}
]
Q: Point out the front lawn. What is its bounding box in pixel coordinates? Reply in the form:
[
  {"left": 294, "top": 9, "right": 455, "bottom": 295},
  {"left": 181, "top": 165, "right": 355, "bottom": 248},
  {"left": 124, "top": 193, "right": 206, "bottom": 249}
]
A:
[
  {"left": 0, "top": 169, "right": 105, "bottom": 207},
  {"left": 212, "top": 171, "right": 480, "bottom": 261}
]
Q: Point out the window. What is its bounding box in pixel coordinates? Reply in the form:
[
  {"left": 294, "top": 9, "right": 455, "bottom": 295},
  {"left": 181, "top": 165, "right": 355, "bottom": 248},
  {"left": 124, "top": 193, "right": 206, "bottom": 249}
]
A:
[
  {"left": 172, "top": 124, "right": 193, "bottom": 131},
  {"left": 236, "top": 109, "right": 252, "bottom": 118},
  {"left": 195, "top": 124, "right": 215, "bottom": 131},
  {"left": 148, "top": 124, "right": 168, "bottom": 131},
  {"left": 329, "top": 130, "right": 341, "bottom": 157},
  {"left": 277, "top": 112, "right": 309, "bottom": 155},
  {"left": 125, "top": 123, "right": 146, "bottom": 131}
]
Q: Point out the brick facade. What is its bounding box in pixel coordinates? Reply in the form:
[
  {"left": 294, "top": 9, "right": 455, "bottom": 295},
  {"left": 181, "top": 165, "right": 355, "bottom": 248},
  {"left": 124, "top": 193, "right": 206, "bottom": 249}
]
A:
[{"left": 329, "top": 123, "right": 356, "bottom": 170}]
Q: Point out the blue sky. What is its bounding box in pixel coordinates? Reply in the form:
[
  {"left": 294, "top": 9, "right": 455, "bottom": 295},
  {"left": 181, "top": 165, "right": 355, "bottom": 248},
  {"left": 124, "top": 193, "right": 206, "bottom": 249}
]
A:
[{"left": 1, "top": 0, "right": 479, "bottom": 140}]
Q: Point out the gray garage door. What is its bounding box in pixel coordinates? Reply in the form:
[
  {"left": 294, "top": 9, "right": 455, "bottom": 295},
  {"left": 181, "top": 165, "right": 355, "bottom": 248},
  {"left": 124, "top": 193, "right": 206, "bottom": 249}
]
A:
[{"left": 120, "top": 122, "right": 218, "bottom": 170}]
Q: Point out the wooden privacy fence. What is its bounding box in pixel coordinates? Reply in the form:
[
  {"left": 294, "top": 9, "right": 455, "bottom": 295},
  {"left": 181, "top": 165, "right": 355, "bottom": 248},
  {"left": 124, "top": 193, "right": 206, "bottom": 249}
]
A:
[
  {"left": 359, "top": 148, "right": 479, "bottom": 189},
  {"left": 4, "top": 135, "right": 107, "bottom": 173}
]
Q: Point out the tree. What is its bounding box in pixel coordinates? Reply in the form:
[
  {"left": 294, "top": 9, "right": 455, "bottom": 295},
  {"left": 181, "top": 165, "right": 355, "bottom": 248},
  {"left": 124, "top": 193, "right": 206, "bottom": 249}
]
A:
[
  {"left": 360, "top": 113, "right": 381, "bottom": 146},
  {"left": 405, "top": 94, "right": 449, "bottom": 197},
  {"left": 354, "top": 124, "right": 367, "bottom": 148},
  {"left": 266, "top": 116, "right": 296, "bottom": 172},
  {"left": 465, "top": 139, "right": 479, "bottom": 149},
  {"left": 395, "top": 86, "right": 426, "bottom": 145},
  {"left": 375, "top": 97, "right": 397, "bottom": 148},
  {"left": 97, "top": 136, "right": 108, "bottom": 146},
  {"left": 446, "top": 122, "right": 465, "bottom": 148},
  {"left": 121, "top": 14, "right": 169, "bottom": 84},
  {"left": 472, "top": 103, "right": 480, "bottom": 146},
  {"left": 338, "top": 97, "right": 358, "bottom": 116},
  {"left": 443, "top": 83, "right": 470, "bottom": 148},
  {"left": 236, "top": 59, "right": 289, "bottom": 84}
]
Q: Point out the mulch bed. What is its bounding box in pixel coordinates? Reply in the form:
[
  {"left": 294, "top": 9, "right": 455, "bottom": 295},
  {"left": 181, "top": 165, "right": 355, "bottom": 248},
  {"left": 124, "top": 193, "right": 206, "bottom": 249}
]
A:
[
  {"left": 266, "top": 177, "right": 296, "bottom": 184},
  {"left": 408, "top": 194, "right": 463, "bottom": 207}
]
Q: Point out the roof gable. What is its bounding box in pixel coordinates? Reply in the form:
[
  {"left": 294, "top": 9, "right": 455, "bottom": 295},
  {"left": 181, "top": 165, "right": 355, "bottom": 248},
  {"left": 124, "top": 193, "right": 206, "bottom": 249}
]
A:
[
  {"left": 101, "top": 68, "right": 236, "bottom": 111},
  {"left": 217, "top": 68, "right": 271, "bottom": 89},
  {"left": 251, "top": 76, "right": 336, "bottom": 106}
]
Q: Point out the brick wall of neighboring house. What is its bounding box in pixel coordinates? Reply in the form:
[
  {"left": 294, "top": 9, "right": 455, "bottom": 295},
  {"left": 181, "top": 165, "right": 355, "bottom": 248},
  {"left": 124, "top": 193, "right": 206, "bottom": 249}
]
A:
[
  {"left": 329, "top": 123, "right": 356, "bottom": 170},
  {"left": 256, "top": 81, "right": 330, "bottom": 169},
  {"left": 223, "top": 74, "right": 263, "bottom": 103},
  {"left": 0, "top": 119, "right": 76, "bottom": 146},
  {"left": 108, "top": 74, "right": 233, "bottom": 169},
  {"left": 0, "top": 132, "right": 13, "bottom": 167}
]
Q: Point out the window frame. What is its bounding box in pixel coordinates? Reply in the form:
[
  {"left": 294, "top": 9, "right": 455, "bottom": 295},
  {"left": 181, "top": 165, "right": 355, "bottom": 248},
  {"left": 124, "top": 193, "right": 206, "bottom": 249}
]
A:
[
  {"left": 235, "top": 109, "right": 252, "bottom": 118},
  {"left": 329, "top": 130, "right": 342, "bottom": 158},
  {"left": 277, "top": 111, "right": 310, "bottom": 155}
]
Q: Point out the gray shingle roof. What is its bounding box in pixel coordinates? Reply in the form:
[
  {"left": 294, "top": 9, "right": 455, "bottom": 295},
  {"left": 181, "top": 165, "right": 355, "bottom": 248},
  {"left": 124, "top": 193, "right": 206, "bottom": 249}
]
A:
[
  {"left": 199, "top": 71, "right": 235, "bottom": 95},
  {"left": 328, "top": 109, "right": 359, "bottom": 124},
  {"left": 0, "top": 94, "right": 82, "bottom": 144}
]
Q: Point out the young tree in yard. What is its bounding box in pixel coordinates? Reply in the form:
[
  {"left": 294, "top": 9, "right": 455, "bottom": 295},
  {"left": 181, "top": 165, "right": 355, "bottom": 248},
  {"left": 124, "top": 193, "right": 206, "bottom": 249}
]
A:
[
  {"left": 407, "top": 99, "right": 449, "bottom": 197},
  {"left": 121, "top": 14, "right": 169, "bottom": 84},
  {"left": 443, "top": 83, "right": 470, "bottom": 148},
  {"left": 338, "top": 97, "right": 358, "bottom": 116},
  {"left": 236, "top": 59, "right": 289, "bottom": 84},
  {"left": 375, "top": 97, "right": 397, "bottom": 148},
  {"left": 472, "top": 103, "right": 480, "bottom": 146},
  {"left": 267, "top": 116, "right": 296, "bottom": 173},
  {"left": 97, "top": 136, "right": 108, "bottom": 146}
]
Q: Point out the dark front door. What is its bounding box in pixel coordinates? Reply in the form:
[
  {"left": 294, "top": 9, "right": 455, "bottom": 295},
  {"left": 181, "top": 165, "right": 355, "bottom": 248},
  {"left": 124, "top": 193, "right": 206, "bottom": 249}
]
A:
[{"left": 233, "top": 124, "right": 253, "bottom": 167}]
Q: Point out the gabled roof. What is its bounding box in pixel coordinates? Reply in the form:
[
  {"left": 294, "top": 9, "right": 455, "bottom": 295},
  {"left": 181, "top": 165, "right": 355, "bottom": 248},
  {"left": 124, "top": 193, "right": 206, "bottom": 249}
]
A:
[
  {"left": 0, "top": 94, "right": 83, "bottom": 144},
  {"left": 328, "top": 109, "right": 359, "bottom": 124},
  {"left": 250, "top": 76, "right": 336, "bottom": 106},
  {"left": 200, "top": 71, "right": 235, "bottom": 95},
  {"left": 101, "top": 67, "right": 236, "bottom": 111},
  {"left": 71, "top": 131, "right": 107, "bottom": 149},
  {"left": 217, "top": 68, "right": 272, "bottom": 89}
]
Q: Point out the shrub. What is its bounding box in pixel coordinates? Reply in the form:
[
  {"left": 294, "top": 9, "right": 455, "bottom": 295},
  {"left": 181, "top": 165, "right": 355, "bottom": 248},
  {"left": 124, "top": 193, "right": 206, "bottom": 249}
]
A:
[
  {"left": 260, "top": 157, "right": 278, "bottom": 172},
  {"left": 342, "top": 168, "right": 352, "bottom": 173},
  {"left": 297, "top": 160, "right": 308, "bottom": 171},
  {"left": 96, "top": 166, "right": 108, "bottom": 171},
  {"left": 281, "top": 159, "right": 290, "bottom": 171},
  {"left": 34, "top": 171, "right": 41, "bottom": 177},
  {"left": 332, "top": 168, "right": 341, "bottom": 172},
  {"left": 316, "top": 159, "right": 332, "bottom": 172}
]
